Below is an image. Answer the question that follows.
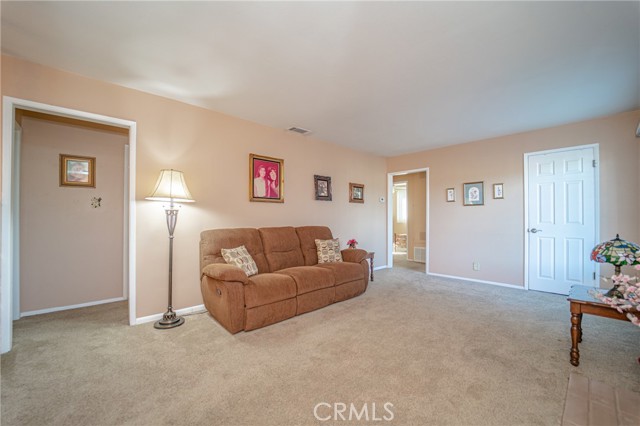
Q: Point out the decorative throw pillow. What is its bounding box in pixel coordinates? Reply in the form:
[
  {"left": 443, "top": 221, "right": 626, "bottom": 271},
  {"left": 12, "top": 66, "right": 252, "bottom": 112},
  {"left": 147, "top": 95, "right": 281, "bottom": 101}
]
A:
[
  {"left": 221, "top": 245, "right": 259, "bottom": 277},
  {"left": 315, "top": 238, "right": 343, "bottom": 264}
]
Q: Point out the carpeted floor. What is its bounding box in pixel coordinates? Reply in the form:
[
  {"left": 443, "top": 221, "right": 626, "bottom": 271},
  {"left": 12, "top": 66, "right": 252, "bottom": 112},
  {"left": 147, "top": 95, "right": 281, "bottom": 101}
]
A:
[
  {"left": 1, "top": 268, "right": 639, "bottom": 425},
  {"left": 393, "top": 253, "right": 426, "bottom": 272}
]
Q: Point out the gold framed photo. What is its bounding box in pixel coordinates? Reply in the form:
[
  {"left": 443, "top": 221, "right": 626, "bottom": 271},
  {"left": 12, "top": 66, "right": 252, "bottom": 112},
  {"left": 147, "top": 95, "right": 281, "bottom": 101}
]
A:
[
  {"left": 249, "top": 153, "right": 284, "bottom": 203},
  {"left": 349, "top": 182, "right": 364, "bottom": 203},
  {"left": 60, "top": 154, "right": 95, "bottom": 187}
]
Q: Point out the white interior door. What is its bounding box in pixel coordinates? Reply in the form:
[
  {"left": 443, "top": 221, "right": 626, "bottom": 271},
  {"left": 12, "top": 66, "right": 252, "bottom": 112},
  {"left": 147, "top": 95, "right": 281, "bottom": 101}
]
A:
[{"left": 527, "top": 146, "right": 597, "bottom": 295}]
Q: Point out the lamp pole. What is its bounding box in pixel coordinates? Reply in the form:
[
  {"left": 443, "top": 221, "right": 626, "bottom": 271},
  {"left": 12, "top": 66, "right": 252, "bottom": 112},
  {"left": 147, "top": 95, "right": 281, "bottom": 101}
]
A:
[{"left": 154, "top": 203, "right": 184, "bottom": 329}]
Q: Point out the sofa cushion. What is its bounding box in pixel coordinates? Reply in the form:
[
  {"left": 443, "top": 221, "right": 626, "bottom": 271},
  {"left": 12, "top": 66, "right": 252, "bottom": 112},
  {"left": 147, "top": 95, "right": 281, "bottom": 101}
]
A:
[
  {"left": 221, "top": 245, "right": 259, "bottom": 276},
  {"left": 296, "top": 226, "right": 334, "bottom": 265},
  {"left": 200, "top": 228, "right": 269, "bottom": 273},
  {"left": 316, "top": 262, "right": 364, "bottom": 285},
  {"left": 244, "top": 273, "right": 297, "bottom": 309},
  {"left": 259, "top": 226, "right": 305, "bottom": 271},
  {"left": 316, "top": 238, "right": 343, "bottom": 263},
  {"left": 276, "top": 266, "right": 335, "bottom": 295}
]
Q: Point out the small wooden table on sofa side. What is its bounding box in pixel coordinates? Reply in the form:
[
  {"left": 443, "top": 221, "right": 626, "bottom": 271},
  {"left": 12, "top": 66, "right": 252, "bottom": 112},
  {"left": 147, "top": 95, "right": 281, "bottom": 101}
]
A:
[
  {"left": 365, "top": 252, "right": 374, "bottom": 281},
  {"left": 567, "top": 285, "right": 630, "bottom": 366}
]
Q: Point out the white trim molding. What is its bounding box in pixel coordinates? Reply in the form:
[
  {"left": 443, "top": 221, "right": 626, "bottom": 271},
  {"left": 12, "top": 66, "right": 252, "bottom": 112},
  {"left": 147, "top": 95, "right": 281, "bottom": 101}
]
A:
[
  {"left": 428, "top": 272, "right": 526, "bottom": 290},
  {"left": 21, "top": 297, "right": 126, "bottom": 318},
  {"left": 136, "top": 304, "right": 207, "bottom": 325}
]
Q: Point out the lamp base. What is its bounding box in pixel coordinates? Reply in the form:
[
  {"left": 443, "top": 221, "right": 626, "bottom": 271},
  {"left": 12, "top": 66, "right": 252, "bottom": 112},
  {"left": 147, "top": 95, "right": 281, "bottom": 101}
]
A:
[
  {"left": 154, "top": 309, "right": 185, "bottom": 329},
  {"left": 604, "top": 285, "right": 624, "bottom": 299}
]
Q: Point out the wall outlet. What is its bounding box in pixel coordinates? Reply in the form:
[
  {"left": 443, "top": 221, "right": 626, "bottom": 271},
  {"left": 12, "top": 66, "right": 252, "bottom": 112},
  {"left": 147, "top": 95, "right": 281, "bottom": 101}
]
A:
[{"left": 472, "top": 261, "right": 480, "bottom": 271}]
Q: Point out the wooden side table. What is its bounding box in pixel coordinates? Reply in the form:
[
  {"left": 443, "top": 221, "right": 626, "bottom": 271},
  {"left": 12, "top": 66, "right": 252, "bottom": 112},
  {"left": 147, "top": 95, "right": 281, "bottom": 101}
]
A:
[
  {"left": 364, "top": 252, "right": 374, "bottom": 281},
  {"left": 567, "top": 285, "right": 629, "bottom": 366}
]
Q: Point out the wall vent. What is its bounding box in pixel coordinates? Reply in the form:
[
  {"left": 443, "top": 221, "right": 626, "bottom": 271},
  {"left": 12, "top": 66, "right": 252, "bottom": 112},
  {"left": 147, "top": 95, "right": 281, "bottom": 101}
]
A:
[
  {"left": 288, "top": 126, "right": 311, "bottom": 135},
  {"left": 414, "top": 247, "right": 426, "bottom": 263}
]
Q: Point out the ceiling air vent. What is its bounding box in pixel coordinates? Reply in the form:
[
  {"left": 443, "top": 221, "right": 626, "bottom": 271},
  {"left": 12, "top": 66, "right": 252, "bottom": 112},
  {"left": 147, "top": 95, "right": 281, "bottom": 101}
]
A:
[{"left": 287, "top": 126, "right": 311, "bottom": 135}]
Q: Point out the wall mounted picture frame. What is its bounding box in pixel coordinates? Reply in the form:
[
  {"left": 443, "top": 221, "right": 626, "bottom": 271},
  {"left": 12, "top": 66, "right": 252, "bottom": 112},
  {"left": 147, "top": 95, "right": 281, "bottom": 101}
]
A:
[
  {"left": 446, "top": 188, "right": 455, "bottom": 202},
  {"left": 493, "top": 183, "right": 504, "bottom": 199},
  {"left": 349, "top": 183, "right": 364, "bottom": 203},
  {"left": 463, "top": 181, "right": 484, "bottom": 206},
  {"left": 60, "top": 154, "right": 96, "bottom": 187},
  {"left": 314, "top": 175, "right": 332, "bottom": 201},
  {"left": 249, "top": 153, "right": 284, "bottom": 203}
]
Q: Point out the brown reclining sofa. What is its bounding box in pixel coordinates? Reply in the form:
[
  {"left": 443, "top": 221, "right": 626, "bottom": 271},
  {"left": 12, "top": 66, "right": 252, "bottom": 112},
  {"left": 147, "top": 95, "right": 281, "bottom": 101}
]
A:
[{"left": 200, "top": 226, "right": 369, "bottom": 333}]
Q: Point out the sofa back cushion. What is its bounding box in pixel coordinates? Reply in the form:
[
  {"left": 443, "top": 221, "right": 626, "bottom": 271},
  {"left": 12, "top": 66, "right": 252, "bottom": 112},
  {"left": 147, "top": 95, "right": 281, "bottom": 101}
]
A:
[
  {"left": 296, "top": 226, "right": 334, "bottom": 265},
  {"left": 259, "top": 226, "right": 305, "bottom": 271},
  {"left": 200, "top": 228, "right": 269, "bottom": 273}
]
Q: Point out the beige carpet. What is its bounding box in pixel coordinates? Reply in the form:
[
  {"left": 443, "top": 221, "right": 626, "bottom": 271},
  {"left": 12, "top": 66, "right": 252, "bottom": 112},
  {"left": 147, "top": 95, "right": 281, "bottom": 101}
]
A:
[{"left": 2, "top": 268, "right": 639, "bottom": 425}]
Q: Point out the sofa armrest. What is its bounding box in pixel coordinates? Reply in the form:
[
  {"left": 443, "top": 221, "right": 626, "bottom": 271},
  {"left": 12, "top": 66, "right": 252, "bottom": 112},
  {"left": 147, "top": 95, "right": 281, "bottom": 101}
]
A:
[
  {"left": 341, "top": 248, "right": 367, "bottom": 264},
  {"left": 202, "top": 263, "right": 248, "bottom": 284}
]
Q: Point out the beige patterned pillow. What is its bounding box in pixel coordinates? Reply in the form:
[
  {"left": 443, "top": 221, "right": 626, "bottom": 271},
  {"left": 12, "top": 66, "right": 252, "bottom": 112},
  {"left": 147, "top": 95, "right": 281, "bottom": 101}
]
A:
[
  {"left": 221, "top": 245, "right": 259, "bottom": 277},
  {"left": 315, "top": 238, "right": 343, "bottom": 264}
]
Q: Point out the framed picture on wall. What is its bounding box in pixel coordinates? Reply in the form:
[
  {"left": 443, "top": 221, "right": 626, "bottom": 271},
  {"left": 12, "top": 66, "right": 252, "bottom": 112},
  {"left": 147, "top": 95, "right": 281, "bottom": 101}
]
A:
[
  {"left": 349, "top": 183, "right": 364, "bottom": 203},
  {"left": 60, "top": 154, "right": 96, "bottom": 187},
  {"left": 463, "top": 181, "right": 484, "bottom": 206},
  {"left": 493, "top": 183, "right": 504, "bottom": 199},
  {"left": 446, "top": 188, "right": 455, "bottom": 202},
  {"left": 249, "top": 153, "right": 284, "bottom": 203},
  {"left": 314, "top": 175, "right": 332, "bottom": 201}
]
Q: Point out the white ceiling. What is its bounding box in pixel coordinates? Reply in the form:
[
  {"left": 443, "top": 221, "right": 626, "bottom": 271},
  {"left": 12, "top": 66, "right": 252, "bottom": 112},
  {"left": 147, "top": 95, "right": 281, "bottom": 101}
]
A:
[{"left": 2, "top": 1, "right": 639, "bottom": 156}]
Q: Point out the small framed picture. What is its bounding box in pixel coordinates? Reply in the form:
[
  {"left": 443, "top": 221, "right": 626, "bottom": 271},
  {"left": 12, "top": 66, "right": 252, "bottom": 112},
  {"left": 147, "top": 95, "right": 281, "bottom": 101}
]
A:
[
  {"left": 314, "top": 175, "right": 332, "bottom": 201},
  {"left": 446, "top": 188, "right": 455, "bottom": 202},
  {"left": 60, "top": 154, "right": 96, "bottom": 187},
  {"left": 463, "top": 181, "right": 484, "bottom": 206},
  {"left": 349, "top": 182, "right": 364, "bottom": 203},
  {"left": 493, "top": 183, "right": 504, "bottom": 199},
  {"left": 250, "top": 153, "right": 284, "bottom": 203}
]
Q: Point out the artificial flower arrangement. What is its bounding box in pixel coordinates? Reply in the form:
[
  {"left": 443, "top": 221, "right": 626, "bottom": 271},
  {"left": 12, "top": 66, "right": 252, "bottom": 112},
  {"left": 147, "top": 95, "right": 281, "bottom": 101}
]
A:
[
  {"left": 346, "top": 239, "right": 358, "bottom": 249},
  {"left": 590, "top": 265, "right": 640, "bottom": 327}
]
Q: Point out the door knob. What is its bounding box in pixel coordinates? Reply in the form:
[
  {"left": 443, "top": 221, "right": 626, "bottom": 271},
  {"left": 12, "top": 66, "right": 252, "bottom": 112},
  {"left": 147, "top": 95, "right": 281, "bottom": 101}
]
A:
[{"left": 529, "top": 228, "right": 541, "bottom": 233}]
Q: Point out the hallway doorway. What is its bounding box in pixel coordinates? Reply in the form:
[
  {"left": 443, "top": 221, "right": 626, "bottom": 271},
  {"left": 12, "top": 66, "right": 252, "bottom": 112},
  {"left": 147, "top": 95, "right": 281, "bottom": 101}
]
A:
[
  {"left": 2, "top": 97, "right": 137, "bottom": 354},
  {"left": 388, "top": 169, "right": 428, "bottom": 273}
]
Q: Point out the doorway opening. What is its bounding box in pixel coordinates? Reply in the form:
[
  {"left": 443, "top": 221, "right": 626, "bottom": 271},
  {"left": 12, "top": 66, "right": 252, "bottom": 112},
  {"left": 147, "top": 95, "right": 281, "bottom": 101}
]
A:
[
  {"left": 2, "top": 97, "right": 137, "bottom": 354},
  {"left": 387, "top": 169, "right": 428, "bottom": 273}
]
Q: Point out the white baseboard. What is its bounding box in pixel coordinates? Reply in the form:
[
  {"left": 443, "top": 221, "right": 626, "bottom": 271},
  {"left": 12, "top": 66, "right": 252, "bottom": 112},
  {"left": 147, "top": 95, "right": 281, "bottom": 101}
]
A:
[
  {"left": 427, "top": 272, "right": 525, "bottom": 290},
  {"left": 373, "top": 265, "right": 388, "bottom": 271},
  {"left": 21, "top": 297, "right": 127, "bottom": 317},
  {"left": 135, "top": 304, "right": 207, "bottom": 325}
]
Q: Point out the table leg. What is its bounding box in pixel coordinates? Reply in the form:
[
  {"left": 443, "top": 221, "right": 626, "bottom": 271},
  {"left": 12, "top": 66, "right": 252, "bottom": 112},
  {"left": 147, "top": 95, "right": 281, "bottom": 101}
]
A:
[
  {"left": 570, "top": 312, "right": 581, "bottom": 366},
  {"left": 370, "top": 255, "right": 374, "bottom": 281},
  {"left": 577, "top": 313, "right": 583, "bottom": 343}
]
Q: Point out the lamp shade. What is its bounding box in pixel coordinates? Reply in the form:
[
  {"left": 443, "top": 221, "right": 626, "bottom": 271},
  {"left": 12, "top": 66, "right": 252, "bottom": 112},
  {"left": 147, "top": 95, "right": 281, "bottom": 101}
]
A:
[
  {"left": 145, "top": 169, "right": 195, "bottom": 203},
  {"left": 590, "top": 234, "right": 639, "bottom": 267}
]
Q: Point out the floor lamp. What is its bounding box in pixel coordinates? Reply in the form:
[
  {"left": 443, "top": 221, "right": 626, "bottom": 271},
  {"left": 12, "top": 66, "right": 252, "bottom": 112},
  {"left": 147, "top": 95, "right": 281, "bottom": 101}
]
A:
[{"left": 146, "top": 169, "right": 195, "bottom": 329}]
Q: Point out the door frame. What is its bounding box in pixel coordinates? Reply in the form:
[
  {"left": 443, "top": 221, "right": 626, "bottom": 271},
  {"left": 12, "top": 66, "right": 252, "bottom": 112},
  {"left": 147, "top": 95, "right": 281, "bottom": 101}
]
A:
[
  {"left": 1, "top": 97, "right": 137, "bottom": 353},
  {"left": 523, "top": 144, "right": 600, "bottom": 291},
  {"left": 387, "top": 168, "right": 429, "bottom": 271}
]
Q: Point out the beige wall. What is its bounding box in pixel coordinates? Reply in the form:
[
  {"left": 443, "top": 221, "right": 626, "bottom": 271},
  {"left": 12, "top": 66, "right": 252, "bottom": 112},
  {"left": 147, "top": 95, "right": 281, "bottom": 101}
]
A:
[
  {"left": 388, "top": 110, "right": 640, "bottom": 286},
  {"left": 19, "top": 113, "right": 127, "bottom": 312},
  {"left": 2, "top": 55, "right": 387, "bottom": 318}
]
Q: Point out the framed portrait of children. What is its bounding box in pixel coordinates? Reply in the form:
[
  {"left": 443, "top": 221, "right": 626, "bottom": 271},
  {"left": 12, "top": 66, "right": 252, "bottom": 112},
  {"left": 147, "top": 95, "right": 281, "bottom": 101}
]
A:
[
  {"left": 249, "top": 153, "right": 284, "bottom": 203},
  {"left": 60, "top": 154, "right": 96, "bottom": 188}
]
